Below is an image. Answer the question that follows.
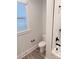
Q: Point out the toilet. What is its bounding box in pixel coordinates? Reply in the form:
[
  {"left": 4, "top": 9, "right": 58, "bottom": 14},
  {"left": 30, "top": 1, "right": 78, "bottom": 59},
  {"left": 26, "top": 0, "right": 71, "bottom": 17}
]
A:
[{"left": 38, "top": 41, "right": 46, "bottom": 54}]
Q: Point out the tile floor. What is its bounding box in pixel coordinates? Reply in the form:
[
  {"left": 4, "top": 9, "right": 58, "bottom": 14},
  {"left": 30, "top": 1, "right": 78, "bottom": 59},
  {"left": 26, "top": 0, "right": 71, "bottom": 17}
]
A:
[{"left": 22, "top": 48, "right": 45, "bottom": 59}]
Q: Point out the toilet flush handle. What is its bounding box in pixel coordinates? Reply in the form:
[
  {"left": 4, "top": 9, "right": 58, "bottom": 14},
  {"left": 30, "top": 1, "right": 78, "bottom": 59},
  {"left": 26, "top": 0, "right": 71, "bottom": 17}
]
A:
[{"left": 31, "top": 39, "right": 35, "bottom": 43}]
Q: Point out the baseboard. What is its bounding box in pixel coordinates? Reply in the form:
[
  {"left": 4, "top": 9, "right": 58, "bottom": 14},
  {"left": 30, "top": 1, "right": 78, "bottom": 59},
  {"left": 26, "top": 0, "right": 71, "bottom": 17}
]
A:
[{"left": 17, "top": 44, "right": 38, "bottom": 59}]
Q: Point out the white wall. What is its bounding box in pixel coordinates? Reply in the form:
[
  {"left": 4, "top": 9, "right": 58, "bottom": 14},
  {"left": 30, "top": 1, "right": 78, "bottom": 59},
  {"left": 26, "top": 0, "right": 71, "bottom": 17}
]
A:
[
  {"left": 29, "top": 0, "right": 43, "bottom": 41},
  {"left": 46, "top": 0, "right": 54, "bottom": 59},
  {"left": 17, "top": 0, "right": 43, "bottom": 56},
  {"left": 42, "top": 0, "right": 46, "bottom": 35}
]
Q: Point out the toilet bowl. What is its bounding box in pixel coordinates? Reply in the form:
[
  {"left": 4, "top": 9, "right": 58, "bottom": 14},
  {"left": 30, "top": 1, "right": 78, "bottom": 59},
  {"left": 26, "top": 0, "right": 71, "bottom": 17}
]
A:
[{"left": 38, "top": 41, "right": 46, "bottom": 54}]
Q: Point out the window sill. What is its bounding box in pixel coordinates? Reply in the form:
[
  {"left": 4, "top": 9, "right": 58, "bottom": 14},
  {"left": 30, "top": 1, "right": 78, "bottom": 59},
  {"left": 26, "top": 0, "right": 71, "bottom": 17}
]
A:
[{"left": 17, "top": 29, "right": 32, "bottom": 36}]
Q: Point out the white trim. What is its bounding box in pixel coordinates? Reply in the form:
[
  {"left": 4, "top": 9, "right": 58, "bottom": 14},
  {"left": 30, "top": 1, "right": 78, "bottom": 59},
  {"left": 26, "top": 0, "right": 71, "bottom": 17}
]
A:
[
  {"left": 52, "top": 48, "right": 61, "bottom": 58},
  {"left": 17, "top": 29, "right": 32, "bottom": 36},
  {"left": 17, "top": 44, "right": 38, "bottom": 59},
  {"left": 17, "top": 0, "right": 29, "bottom": 4},
  {"left": 46, "top": 0, "right": 54, "bottom": 59}
]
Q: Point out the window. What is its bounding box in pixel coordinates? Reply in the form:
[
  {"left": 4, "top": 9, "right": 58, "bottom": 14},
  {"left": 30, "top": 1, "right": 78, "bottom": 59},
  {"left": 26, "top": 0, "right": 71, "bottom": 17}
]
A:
[{"left": 17, "top": 2, "right": 28, "bottom": 32}]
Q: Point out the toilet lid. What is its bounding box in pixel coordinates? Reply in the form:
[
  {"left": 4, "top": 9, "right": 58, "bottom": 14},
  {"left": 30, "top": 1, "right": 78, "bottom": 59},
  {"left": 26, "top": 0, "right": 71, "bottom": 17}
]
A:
[{"left": 39, "top": 41, "right": 46, "bottom": 47}]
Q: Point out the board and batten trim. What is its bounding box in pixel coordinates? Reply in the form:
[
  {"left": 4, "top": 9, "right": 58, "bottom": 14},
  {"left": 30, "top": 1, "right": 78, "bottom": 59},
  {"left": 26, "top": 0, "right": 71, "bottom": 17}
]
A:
[{"left": 17, "top": 44, "right": 38, "bottom": 59}]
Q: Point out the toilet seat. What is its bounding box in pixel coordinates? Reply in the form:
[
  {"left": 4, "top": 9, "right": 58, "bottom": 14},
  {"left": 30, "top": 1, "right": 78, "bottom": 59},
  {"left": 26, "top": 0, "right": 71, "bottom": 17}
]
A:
[{"left": 39, "top": 41, "right": 46, "bottom": 47}]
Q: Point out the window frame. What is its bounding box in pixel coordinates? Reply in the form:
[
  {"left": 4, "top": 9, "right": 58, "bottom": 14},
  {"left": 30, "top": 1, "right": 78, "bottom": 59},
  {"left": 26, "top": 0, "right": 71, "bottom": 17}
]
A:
[{"left": 17, "top": 1, "right": 30, "bottom": 35}]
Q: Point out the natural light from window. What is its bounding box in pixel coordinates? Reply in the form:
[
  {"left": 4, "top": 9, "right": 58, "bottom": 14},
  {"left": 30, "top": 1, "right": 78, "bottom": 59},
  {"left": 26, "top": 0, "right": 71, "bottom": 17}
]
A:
[{"left": 17, "top": 2, "right": 28, "bottom": 32}]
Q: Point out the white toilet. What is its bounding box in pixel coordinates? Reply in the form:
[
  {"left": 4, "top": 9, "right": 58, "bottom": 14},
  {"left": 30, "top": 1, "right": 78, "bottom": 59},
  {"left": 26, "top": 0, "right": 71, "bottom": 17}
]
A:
[{"left": 38, "top": 41, "right": 46, "bottom": 54}]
